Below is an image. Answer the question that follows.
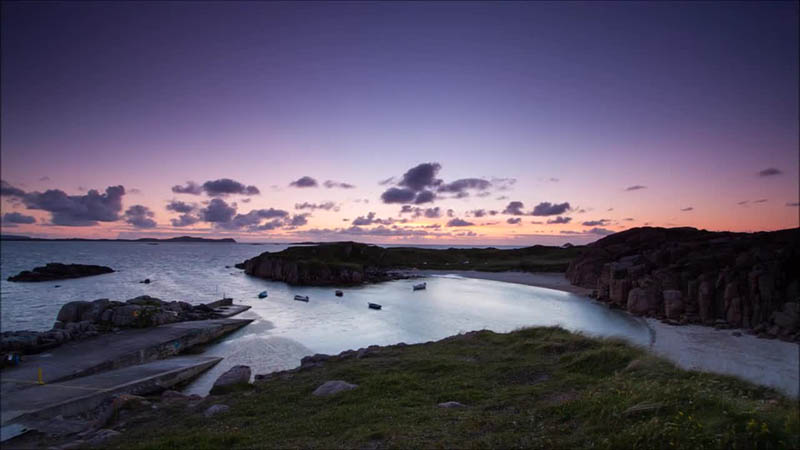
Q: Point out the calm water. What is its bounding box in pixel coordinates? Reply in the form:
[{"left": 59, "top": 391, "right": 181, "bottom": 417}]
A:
[{"left": 0, "top": 241, "right": 650, "bottom": 395}]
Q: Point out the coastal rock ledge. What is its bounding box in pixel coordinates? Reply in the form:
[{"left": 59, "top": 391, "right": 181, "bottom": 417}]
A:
[
  {"left": 7, "top": 262, "right": 114, "bottom": 282},
  {"left": 566, "top": 227, "right": 800, "bottom": 342}
]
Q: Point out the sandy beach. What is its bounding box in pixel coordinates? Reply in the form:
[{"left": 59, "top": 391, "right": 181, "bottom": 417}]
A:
[{"left": 420, "top": 270, "right": 799, "bottom": 398}]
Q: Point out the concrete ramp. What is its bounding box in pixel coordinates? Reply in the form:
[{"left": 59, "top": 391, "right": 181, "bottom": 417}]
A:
[
  {"left": 1, "top": 318, "right": 251, "bottom": 397},
  {"left": 1, "top": 355, "right": 221, "bottom": 427}
]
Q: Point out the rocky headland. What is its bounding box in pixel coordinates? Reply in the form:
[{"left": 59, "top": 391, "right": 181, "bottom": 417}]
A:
[
  {"left": 7, "top": 263, "right": 114, "bottom": 282},
  {"left": 236, "top": 241, "right": 583, "bottom": 286},
  {"left": 566, "top": 227, "right": 800, "bottom": 341},
  {"left": 0, "top": 296, "right": 229, "bottom": 359}
]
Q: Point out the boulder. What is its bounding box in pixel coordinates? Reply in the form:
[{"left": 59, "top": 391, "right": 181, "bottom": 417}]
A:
[
  {"left": 57, "top": 301, "right": 92, "bottom": 323},
  {"left": 210, "top": 365, "right": 252, "bottom": 394},
  {"left": 203, "top": 404, "right": 230, "bottom": 417},
  {"left": 111, "top": 305, "right": 143, "bottom": 327},
  {"left": 312, "top": 380, "right": 358, "bottom": 396}
]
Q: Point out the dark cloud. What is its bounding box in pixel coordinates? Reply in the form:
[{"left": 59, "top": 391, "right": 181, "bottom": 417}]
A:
[
  {"left": 753, "top": 199, "right": 768, "bottom": 204},
  {"left": 202, "top": 178, "right": 260, "bottom": 196},
  {"left": 447, "top": 209, "right": 455, "bottom": 218},
  {"left": 381, "top": 187, "right": 417, "bottom": 204},
  {"left": 323, "top": 180, "right": 355, "bottom": 189},
  {"left": 582, "top": 219, "right": 609, "bottom": 226},
  {"left": 287, "top": 214, "right": 310, "bottom": 227},
  {"left": 166, "top": 200, "right": 197, "bottom": 214},
  {"left": 496, "top": 195, "right": 509, "bottom": 200},
  {"left": 437, "top": 178, "right": 491, "bottom": 195},
  {"left": 680, "top": 207, "right": 694, "bottom": 211},
  {"left": 124, "top": 205, "right": 156, "bottom": 228},
  {"left": 532, "top": 202, "right": 571, "bottom": 216},
  {"left": 170, "top": 214, "right": 200, "bottom": 227},
  {"left": 491, "top": 178, "right": 517, "bottom": 191},
  {"left": 39, "top": 176, "right": 50, "bottom": 182},
  {"left": 414, "top": 190, "right": 436, "bottom": 204},
  {"left": 2, "top": 212, "right": 36, "bottom": 224},
  {"left": 399, "top": 163, "right": 442, "bottom": 191},
  {"left": 172, "top": 181, "right": 203, "bottom": 195},
  {"left": 589, "top": 227, "right": 615, "bottom": 235},
  {"left": 758, "top": 168, "right": 782, "bottom": 177},
  {"left": 547, "top": 216, "right": 571, "bottom": 224},
  {"left": 289, "top": 176, "right": 318, "bottom": 188},
  {"left": 476, "top": 191, "right": 491, "bottom": 198},
  {"left": 446, "top": 218, "right": 474, "bottom": 227},
  {"left": 470, "top": 209, "right": 487, "bottom": 218},
  {"left": 1, "top": 180, "right": 27, "bottom": 197},
  {"left": 502, "top": 201, "right": 525, "bottom": 215},
  {"left": 128, "top": 188, "right": 142, "bottom": 195},
  {"left": 507, "top": 217, "right": 521, "bottom": 225},
  {"left": 787, "top": 202, "right": 800, "bottom": 207},
  {"left": 399, "top": 206, "right": 441, "bottom": 218},
  {"left": 625, "top": 185, "right": 647, "bottom": 191},
  {"left": 530, "top": 221, "right": 543, "bottom": 224},
  {"left": 215, "top": 207, "right": 291, "bottom": 230},
  {"left": 624, "top": 218, "right": 635, "bottom": 221},
  {"left": 6, "top": 184, "right": 126, "bottom": 226},
  {"left": 295, "top": 201, "right": 338, "bottom": 211},
  {"left": 378, "top": 177, "right": 396, "bottom": 186},
  {"left": 352, "top": 212, "right": 396, "bottom": 226},
  {"left": 201, "top": 198, "right": 237, "bottom": 223},
  {"left": 737, "top": 200, "right": 749, "bottom": 206}
]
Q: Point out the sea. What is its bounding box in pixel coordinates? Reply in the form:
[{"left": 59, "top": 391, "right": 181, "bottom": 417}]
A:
[{"left": 0, "top": 241, "right": 652, "bottom": 395}]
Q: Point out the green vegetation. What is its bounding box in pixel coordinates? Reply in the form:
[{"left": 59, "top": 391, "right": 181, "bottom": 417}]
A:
[
  {"left": 248, "top": 241, "right": 586, "bottom": 273},
  {"left": 107, "top": 327, "right": 797, "bottom": 449}
]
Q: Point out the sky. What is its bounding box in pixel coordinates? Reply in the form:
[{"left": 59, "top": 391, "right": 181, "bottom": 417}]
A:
[{"left": 1, "top": 1, "right": 798, "bottom": 245}]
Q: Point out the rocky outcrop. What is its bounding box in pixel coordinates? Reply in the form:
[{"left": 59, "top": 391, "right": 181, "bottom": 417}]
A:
[
  {"left": 210, "top": 365, "right": 252, "bottom": 394},
  {"left": 566, "top": 227, "right": 800, "bottom": 341},
  {"left": 8, "top": 263, "right": 114, "bottom": 282},
  {"left": 1, "top": 296, "right": 224, "bottom": 358}
]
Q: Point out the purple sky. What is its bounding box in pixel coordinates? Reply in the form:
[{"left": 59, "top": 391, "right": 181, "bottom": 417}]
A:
[{"left": 1, "top": 2, "right": 798, "bottom": 244}]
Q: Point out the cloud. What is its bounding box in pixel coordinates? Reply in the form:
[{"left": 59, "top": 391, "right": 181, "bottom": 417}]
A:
[
  {"left": 128, "top": 188, "right": 142, "bottom": 195},
  {"left": 352, "top": 212, "right": 397, "bottom": 226},
  {"left": 39, "top": 176, "right": 50, "bottom": 182},
  {"left": 170, "top": 214, "right": 200, "bottom": 227},
  {"left": 589, "top": 227, "right": 615, "bottom": 235},
  {"left": 532, "top": 202, "right": 571, "bottom": 216},
  {"left": 446, "top": 218, "right": 474, "bottom": 227},
  {"left": 625, "top": 185, "right": 647, "bottom": 191},
  {"left": 787, "top": 202, "right": 800, "bottom": 207},
  {"left": 1, "top": 180, "right": 27, "bottom": 197},
  {"left": 172, "top": 181, "right": 203, "bottom": 195},
  {"left": 437, "top": 178, "right": 491, "bottom": 196},
  {"left": 398, "top": 163, "right": 442, "bottom": 191},
  {"left": 295, "top": 201, "right": 339, "bottom": 211},
  {"left": 287, "top": 214, "right": 309, "bottom": 227},
  {"left": 507, "top": 217, "right": 521, "bottom": 225},
  {"left": 581, "top": 219, "right": 609, "bottom": 226},
  {"left": 737, "top": 200, "right": 749, "bottom": 206},
  {"left": 496, "top": 195, "right": 509, "bottom": 201},
  {"left": 378, "top": 177, "right": 396, "bottom": 186},
  {"left": 470, "top": 209, "right": 486, "bottom": 218},
  {"left": 124, "top": 205, "right": 156, "bottom": 228},
  {"left": 201, "top": 198, "right": 237, "bottom": 223},
  {"left": 758, "top": 168, "right": 782, "bottom": 177},
  {"left": 753, "top": 199, "right": 768, "bottom": 204},
  {"left": 202, "top": 178, "right": 260, "bottom": 196},
  {"left": 323, "top": 180, "right": 355, "bottom": 189},
  {"left": 166, "top": 200, "right": 197, "bottom": 214},
  {"left": 447, "top": 209, "right": 455, "bottom": 218},
  {"left": 399, "top": 206, "right": 441, "bottom": 218},
  {"left": 502, "top": 201, "right": 525, "bottom": 215},
  {"left": 381, "top": 187, "right": 417, "bottom": 204},
  {"left": 530, "top": 221, "right": 543, "bottom": 224},
  {"left": 547, "top": 216, "right": 571, "bottom": 224},
  {"left": 289, "top": 176, "right": 318, "bottom": 188},
  {"left": 414, "top": 190, "right": 436, "bottom": 204},
  {"left": 214, "top": 206, "right": 291, "bottom": 230},
  {"left": 2, "top": 212, "right": 36, "bottom": 224},
  {"left": 680, "top": 207, "right": 694, "bottom": 211},
  {"left": 491, "top": 178, "right": 517, "bottom": 191},
  {"left": 624, "top": 218, "right": 635, "bottom": 221},
  {"left": 3, "top": 183, "right": 126, "bottom": 226}
]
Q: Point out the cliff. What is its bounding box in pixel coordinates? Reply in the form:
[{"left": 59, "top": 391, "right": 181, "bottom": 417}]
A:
[{"left": 566, "top": 227, "right": 800, "bottom": 341}]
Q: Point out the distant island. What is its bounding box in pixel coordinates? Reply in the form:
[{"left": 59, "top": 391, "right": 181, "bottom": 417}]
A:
[{"left": 0, "top": 235, "right": 236, "bottom": 243}]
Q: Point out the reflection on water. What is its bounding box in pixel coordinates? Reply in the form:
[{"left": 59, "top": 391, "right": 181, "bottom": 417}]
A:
[{"left": 1, "top": 242, "right": 651, "bottom": 396}]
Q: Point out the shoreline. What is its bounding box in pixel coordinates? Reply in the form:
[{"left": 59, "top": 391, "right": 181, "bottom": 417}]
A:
[{"left": 416, "top": 269, "right": 799, "bottom": 397}]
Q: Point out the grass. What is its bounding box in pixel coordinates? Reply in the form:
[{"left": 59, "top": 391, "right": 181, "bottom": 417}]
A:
[{"left": 105, "top": 327, "right": 798, "bottom": 450}]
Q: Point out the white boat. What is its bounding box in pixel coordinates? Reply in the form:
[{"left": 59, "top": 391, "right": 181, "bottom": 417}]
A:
[
  {"left": 258, "top": 291, "right": 268, "bottom": 299},
  {"left": 368, "top": 302, "right": 382, "bottom": 310},
  {"left": 413, "top": 282, "right": 427, "bottom": 291},
  {"left": 335, "top": 290, "right": 343, "bottom": 297},
  {"left": 294, "top": 295, "right": 309, "bottom": 302}
]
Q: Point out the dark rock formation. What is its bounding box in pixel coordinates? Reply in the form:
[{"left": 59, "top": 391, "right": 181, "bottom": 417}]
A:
[
  {"left": 210, "top": 365, "right": 252, "bottom": 395},
  {"left": 0, "top": 296, "right": 226, "bottom": 358},
  {"left": 7, "top": 263, "right": 114, "bottom": 282},
  {"left": 566, "top": 227, "right": 800, "bottom": 341}
]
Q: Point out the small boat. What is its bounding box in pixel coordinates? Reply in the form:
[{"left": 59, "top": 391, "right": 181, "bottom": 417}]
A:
[
  {"left": 413, "top": 282, "right": 427, "bottom": 291},
  {"left": 335, "top": 290, "right": 343, "bottom": 297},
  {"left": 258, "top": 291, "right": 268, "bottom": 299},
  {"left": 368, "top": 302, "right": 382, "bottom": 310},
  {"left": 294, "top": 295, "right": 309, "bottom": 302}
]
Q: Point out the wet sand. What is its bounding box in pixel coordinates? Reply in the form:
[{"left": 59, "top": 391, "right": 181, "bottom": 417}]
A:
[{"left": 419, "top": 270, "right": 799, "bottom": 398}]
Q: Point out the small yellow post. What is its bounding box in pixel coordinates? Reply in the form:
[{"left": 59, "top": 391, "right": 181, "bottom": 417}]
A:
[{"left": 37, "top": 367, "right": 44, "bottom": 385}]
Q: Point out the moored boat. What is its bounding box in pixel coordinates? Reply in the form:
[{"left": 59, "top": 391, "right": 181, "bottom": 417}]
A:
[
  {"left": 368, "top": 302, "right": 382, "bottom": 310},
  {"left": 294, "top": 295, "right": 309, "bottom": 302},
  {"left": 335, "top": 290, "right": 343, "bottom": 297},
  {"left": 413, "top": 282, "right": 427, "bottom": 291},
  {"left": 258, "top": 291, "right": 268, "bottom": 299}
]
